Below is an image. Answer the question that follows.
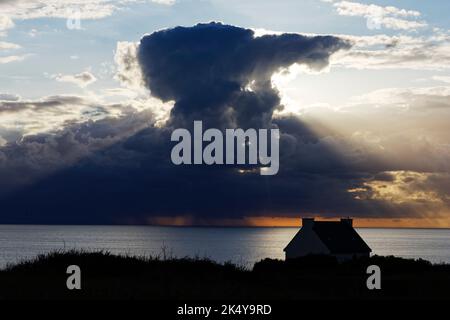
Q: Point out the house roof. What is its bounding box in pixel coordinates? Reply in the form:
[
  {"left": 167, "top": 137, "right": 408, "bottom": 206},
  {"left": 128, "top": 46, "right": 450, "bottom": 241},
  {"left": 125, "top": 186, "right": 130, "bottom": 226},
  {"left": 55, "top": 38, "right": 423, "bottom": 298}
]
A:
[{"left": 312, "top": 221, "right": 371, "bottom": 254}]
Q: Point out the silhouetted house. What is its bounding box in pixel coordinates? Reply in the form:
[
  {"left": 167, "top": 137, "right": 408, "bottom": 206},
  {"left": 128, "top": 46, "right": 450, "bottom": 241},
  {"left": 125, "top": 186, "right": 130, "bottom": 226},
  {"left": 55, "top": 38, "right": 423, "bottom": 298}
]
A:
[{"left": 284, "top": 218, "right": 371, "bottom": 261}]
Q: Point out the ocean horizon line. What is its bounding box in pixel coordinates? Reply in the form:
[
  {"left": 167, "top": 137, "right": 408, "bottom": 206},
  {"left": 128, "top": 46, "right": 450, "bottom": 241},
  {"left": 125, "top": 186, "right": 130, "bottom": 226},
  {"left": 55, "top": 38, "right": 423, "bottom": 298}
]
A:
[{"left": 0, "top": 223, "right": 449, "bottom": 230}]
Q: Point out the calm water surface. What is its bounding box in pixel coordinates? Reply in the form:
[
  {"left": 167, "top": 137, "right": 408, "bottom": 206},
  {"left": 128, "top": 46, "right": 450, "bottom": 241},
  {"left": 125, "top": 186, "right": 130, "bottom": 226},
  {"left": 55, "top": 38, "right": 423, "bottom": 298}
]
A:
[{"left": 0, "top": 225, "right": 449, "bottom": 268}]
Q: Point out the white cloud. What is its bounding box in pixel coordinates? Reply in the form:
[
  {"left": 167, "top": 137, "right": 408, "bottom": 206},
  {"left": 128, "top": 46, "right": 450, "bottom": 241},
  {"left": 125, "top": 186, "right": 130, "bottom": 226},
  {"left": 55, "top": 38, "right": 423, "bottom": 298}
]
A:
[
  {"left": 0, "top": 41, "right": 20, "bottom": 50},
  {"left": 53, "top": 71, "right": 97, "bottom": 88},
  {"left": 333, "top": 32, "right": 450, "bottom": 70},
  {"left": 0, "top": 55, "right": 27, "bottom": 64},
  {"left": 0, "top": 1, "right": 175, "bottom": 21},
  {"left": 114, "top": 41, "right": 145, "bottom": 90},
  {"left": 432, "top": 76, "right": 450, "bottom": 84},
  {"left": 329, "top": 1, "right": 426, "bottom": 30},
  {"left": 334, "top": 1, "right": 421, "bottom": 18},
  {"left": 152, "top": 0, "right": 175, "bottom": 5},
  {"left": 0, "top": 14, "right": 14, "bottom": 36},
  {"left": 0, "top": 39, "right": 25, "bottom": 64},
  {"left": 346, "top": 86, "right": 450, "bottom": 111}
]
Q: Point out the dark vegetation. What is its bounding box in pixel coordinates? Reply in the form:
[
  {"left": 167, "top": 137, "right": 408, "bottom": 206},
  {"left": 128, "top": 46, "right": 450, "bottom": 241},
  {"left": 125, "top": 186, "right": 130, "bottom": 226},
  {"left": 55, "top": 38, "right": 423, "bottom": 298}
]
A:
[{"left": 0, "top": 250, "right": 448, "bottom": 300}]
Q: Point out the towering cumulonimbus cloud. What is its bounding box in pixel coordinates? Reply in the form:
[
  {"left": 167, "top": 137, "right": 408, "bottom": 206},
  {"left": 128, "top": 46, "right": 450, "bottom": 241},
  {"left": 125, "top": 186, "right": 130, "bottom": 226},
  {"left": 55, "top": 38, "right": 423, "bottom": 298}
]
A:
[
  {"left": 0, "top": 23, "right": 446, "bottom": 225},
  {"left": 137, "top": 22, "right": 350, "bottom": 129},
  {"left": 9, "top": 23, "right": 446, "bottom": 225},
  {"left": 0, "top": 22, "right": 364, "bottom": 224}
]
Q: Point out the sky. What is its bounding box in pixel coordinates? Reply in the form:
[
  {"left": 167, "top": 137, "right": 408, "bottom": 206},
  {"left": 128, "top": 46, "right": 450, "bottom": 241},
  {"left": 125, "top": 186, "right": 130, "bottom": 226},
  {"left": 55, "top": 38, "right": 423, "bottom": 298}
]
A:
[{"left": 0, "top": 0, "right": 450, "bottom": 227}]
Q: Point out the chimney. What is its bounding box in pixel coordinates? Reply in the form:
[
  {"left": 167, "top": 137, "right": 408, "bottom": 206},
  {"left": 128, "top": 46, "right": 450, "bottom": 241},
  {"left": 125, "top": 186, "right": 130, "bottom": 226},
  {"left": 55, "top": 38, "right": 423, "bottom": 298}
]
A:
[
  {"left": 340, "top": 218, "right": 353, "bottom": 227},
  {"left": 302, "top": 217, "right": 315, "bottom": 229}
]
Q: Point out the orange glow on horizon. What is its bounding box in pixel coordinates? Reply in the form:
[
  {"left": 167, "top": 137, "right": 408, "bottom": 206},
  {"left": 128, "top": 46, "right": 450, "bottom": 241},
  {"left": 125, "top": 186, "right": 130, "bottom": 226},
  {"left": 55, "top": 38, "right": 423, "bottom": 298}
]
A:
[
  {"left": 244, "top": 217, "right": 450, "bottom": 228},
  {"left": 145, "top": 215, "right": 450, "bottom": 228}
]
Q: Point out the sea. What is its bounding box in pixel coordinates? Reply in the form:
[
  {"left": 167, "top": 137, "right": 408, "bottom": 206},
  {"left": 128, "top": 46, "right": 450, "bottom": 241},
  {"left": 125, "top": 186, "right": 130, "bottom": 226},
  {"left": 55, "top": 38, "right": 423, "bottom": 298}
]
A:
[{"left": 0, "top": 225, "right": 449, "bottom": 269}]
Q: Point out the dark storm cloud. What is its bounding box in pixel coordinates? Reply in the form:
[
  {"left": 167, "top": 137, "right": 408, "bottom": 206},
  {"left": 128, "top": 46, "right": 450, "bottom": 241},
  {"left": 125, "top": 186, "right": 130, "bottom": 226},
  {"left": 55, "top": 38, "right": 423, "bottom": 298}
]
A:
[
  {"left": 1, "top": 111, "right": 430, "bottom": 224},
  {"left": 138, "top": 22, "right": 350, "bottom": 129},
  {"left": 0, "top": 107, "right": 156, "bottom": 195},
  {"left": 0, "top": 95, "right": 86, "bottom": 113},
  {"left": 0, "top": 110, "right": 446, "bottom": 224},
  {"left": 3, "top": 22, "right": 444, "bottom": 224},
  {"left": 0, "top": 119, "right": 435, "bottom": 224}
]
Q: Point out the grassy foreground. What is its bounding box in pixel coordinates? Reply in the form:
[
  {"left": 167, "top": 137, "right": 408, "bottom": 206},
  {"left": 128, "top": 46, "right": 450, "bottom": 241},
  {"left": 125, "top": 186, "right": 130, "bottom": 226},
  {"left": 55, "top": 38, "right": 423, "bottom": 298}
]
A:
[{"left": 0, "top": 250, "right": 449, "bottom": 300}]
